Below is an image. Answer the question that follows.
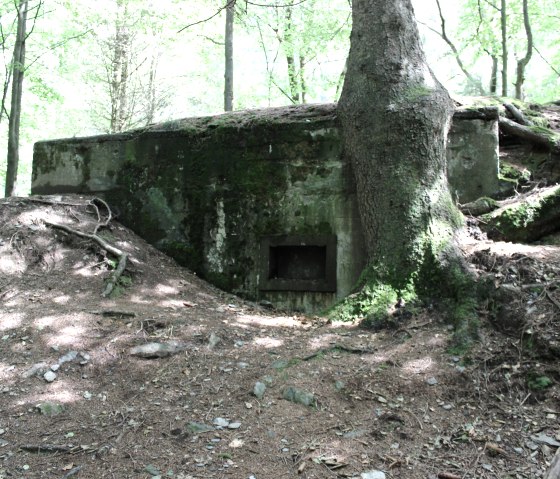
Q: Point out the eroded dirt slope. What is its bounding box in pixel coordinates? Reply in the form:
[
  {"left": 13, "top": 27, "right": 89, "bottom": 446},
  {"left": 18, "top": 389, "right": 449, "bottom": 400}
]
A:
[{"left": 1, "top": 196, "right": 560, "bottom": 479}]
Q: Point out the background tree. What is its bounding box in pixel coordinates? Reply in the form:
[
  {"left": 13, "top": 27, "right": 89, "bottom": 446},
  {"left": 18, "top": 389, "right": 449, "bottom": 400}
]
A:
[
  {"left": 339, "top": 0, "right": 472, "bottom": 335},
  {"left": 224, "top": 0, "right": 235, "bottom": 111}
]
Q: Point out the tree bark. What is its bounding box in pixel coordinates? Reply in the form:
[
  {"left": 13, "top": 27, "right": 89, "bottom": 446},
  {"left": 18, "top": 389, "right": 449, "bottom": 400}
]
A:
[
  {"left": 224, "top": 0, "right": 235, "bottom": 111},
  {"left": 500, "top": 0, "right": 508, "bottom": 96},
  {"left": 514, "top": 0, "right": 533, "bottom": 100},
  {"left": 338, "top": 0, "right": 458, "bottom": 290},
  {"left": 4, "top": 0, "right": 28, "bottom": 197}
]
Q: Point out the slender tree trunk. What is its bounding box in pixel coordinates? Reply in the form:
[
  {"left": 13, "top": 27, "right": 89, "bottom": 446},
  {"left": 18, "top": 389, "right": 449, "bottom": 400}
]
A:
[
  {"left": 490, "top": 55, "right": 498, "bottom": 95},
  {"left": 338, "top": 0, "right": 457, "bottom": 289},
  {"left": 109, "top": 0, "right": 131, "bottom": 133},
  {"left": 5, "top": 0, "right": 28, "bottom": 197},
  {"left": 515, "top": 0, "right": 533, "bottom": 100},
  {"left": 284, "top": 4, "right": 300, "bottom": 103},
  {"left": 299, "top": 55, "right": 306, "bottom": 104},
  {"left": 500, "top": 0, "right": 508, "bottom": 96},
  {"left": 224, "top": 0, "right": 235, "bottom": 111}
]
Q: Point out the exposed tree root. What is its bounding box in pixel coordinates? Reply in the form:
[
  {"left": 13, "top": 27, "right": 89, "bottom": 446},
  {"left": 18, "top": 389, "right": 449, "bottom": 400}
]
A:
[{"left": 41, "top": 197, "right": 128, "bottom": 298}]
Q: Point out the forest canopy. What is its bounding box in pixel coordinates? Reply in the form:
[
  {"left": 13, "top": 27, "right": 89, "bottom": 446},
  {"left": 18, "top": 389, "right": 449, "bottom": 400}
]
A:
[{"left": 0, "top": 0, "right": 558, "bottom": 196}]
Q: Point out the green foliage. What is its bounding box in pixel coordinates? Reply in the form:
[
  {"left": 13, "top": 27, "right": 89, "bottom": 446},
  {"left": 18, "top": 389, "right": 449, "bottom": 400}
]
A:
[{"left": 527, "top": 373, "right": 553, "bottom": 391}]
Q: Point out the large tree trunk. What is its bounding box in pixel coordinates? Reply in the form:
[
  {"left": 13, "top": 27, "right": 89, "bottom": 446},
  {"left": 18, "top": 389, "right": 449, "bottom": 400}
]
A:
[
  {"left": 338, "top": 0, "right": 458, "bottom": 291},
  {"left": 5, "top": 0, "right": 28, "bottom": 197},
  {"left": 224, "top": 0, "right": 235, "bottom": 111}
]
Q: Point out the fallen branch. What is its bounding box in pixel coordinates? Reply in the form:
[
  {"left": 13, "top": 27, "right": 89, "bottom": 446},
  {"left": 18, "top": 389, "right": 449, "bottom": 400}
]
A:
[
  {"left": 43, "top": 220, "right": 128, "bottom": 298},
  {"left": 499, "top": 116, "right": 560, "bottom": 153}
]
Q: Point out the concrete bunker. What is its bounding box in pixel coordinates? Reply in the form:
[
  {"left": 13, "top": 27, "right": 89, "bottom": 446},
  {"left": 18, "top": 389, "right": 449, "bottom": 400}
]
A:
[{"left": 31, "top": 103, "right": 500, "bottom": 313}]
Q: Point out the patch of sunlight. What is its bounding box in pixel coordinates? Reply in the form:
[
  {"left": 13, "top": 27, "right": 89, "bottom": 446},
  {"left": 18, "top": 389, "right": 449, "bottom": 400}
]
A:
[
  {"left": 153, "top": 284, "right": 180, "bottom": 296},
  {"left": 53, "top": 325, "right": 87, "bottom": 346},
  {"left": 402, "top": 356, "right": 434, "bottom": 375},
  {"left": 427, "top": 334, "right": 446, "bottom": 347},
  {"left": 159, "top": 299, "right": 189, "bottom": 309},
  {"left": 0, "top": 361, "right": 16, "bottom": 381},
  {"left": 52, "top": 295, "right": 71, "bottom": 304},
  {"left": 18, "top": 380, "right": 81, "bottom": 406},
  {"left": 35, "top": 315, "right": 59, "bottom": 328},
  {"left": 0, "top": 252, "right": 25, "bottom": 274},
  {"left": 252, "top": 337, "right": 284, "bottom": 348},
  {"left": 307, "top": 334, "right": 340, "bottom": 349},
  {"left": 0, "top": 311, "right": 25, "bottom": 331},
  {"left": 236, "top": 314, "right": 302, "bottom": 328}
]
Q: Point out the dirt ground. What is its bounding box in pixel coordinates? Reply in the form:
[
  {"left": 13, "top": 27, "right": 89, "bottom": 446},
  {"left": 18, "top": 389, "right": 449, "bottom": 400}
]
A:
[{"left": 0, "top": 193, "right": 559, "bottom": 479}]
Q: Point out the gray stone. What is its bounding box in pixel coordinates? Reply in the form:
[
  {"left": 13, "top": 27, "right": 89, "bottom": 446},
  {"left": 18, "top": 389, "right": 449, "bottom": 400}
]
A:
[
  {"left": 129, "top": 341, "right": 186, "bottom": 359},
  {"left": 144, "top": 464, "right": 161, "bottom": 476},
  {"left": 334, "top": 380, "right": 346, "bottom": 391},
  {"left": 22, "top": 362, "right": 47, "bottom": 378},
  {"left": 426, "top": 377, "right": 438, "bottom": 386},
  {"left": 36, "top": 402, "right": 65, "bottom": 416},
  {"left": 213, "top": 417, "right": 230, "bottom": 427},
  {"left": 228, "top": 422, "right": 241, "bottom": 429},
  {"left": 270, "top": 359, "right": 289, "bottom": 370},
  {"left": 186, "top": 422, "right": 214, "bottom": 434},
  {"left": 207, "top": 333, "right": 221, "bottom": 349},
  {"left": 530, "top": 433, "right": 560, "bottom": 447},
  {"left": 253, "top": 382, "right": 266, "bottom": 399},
  {"left": 361, "top": 470, "right": 386, "bottom": 479},
  {"left": 43, "top": 371, "right": 57, "bottom": 382},
  {"left": 58, "top": 351, "right": 78, "bottom": 365},
  {"left": 282, "top": 387, "right": 315, "bottom": 407}
]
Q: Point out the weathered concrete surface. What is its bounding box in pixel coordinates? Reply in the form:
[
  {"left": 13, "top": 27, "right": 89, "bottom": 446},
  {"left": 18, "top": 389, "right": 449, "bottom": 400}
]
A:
[
  {"left": 32, "top": 103, "right": 500, "bottom": 312},
  {"left": 447, "top": 108, "right": 500, "bottom": 203}
]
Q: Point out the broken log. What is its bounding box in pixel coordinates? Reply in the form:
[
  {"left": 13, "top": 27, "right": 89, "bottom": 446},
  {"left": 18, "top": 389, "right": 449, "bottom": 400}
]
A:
[
  {"left": 499, "top": 117, "right": 560, "bottom": 153},
  {"left": 479, "top": 185, "right": 560, "bottom": 242},
  {"left": 504, "top": 102, "right": 533, "bottom": 126}
]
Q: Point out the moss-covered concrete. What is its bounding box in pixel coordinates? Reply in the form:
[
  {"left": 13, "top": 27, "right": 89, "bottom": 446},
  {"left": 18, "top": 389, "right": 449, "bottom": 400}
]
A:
[{"left": 32, "top": 103, "right": 500, "bottom": 312}]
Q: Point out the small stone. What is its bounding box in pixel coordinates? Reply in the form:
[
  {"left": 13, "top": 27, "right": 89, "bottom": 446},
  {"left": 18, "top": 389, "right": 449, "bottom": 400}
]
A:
[
  {"left": 253, "top": 382, "right": 266, "bottom": 399},
  {"left": 361, "top": 470, "right": 386, "bottom": 479},
  {"left": 514, "top": 447, "right": 524, "bottom": 455},
  {"left": 283, "top": 387, "right": 315, "bottom": 407},
  {"left": 129, "top": 341, "right": 186, "bottom": 359},
  {"left": 228, "top": 422, "right": 241, "bottom": 429},
  {"left": 237, "top": 362, "right": 249, "bottom": 368},
  {"left": 213, "top": 417, "right": 230, "bottom": 427},
  {"left": 186, "top": 422, "right": 214, "bottom": 434},
  {"left": 207, "top": 333, "right": 221, "bottom": 349},
  {"left": 22, "top": 362, "right": 48, "bottom": 378},
  {"left": 456, "top": 366, "right": 466, "bottom": 373},
  {"left": 36, "top": 402, "right": 65, "bottom": 416},
  {"left": 334, "top": 380, "right": 346, "bottom": 391},
  {"left": 43, "top": 371, "right": 57, "bottom": 382},
  {"left": 442, "top": 404, "right": 453, "bottom": 410},
  {"left": 426, "top": 377, "right": 438, "bottom": 386},
  {"left": 50, "top": 364, "right": 60, "bottom": 372},
  {"left": 83, "top": 391, "right": 92, "bottom": 400},
  {"left": 144, "top": 464, "right": 161, "bottom": 476},
  {"left": 377, "top": 396, "right": 388, "bottom": 404},
  {"left": 58, "top": 351, "right": 78, "bottom": 364}
]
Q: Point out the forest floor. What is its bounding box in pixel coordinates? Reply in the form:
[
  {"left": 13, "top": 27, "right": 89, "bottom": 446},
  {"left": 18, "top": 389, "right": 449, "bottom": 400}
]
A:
[{"left": 1, "top": 193, "right": 560, "bottom": 479}]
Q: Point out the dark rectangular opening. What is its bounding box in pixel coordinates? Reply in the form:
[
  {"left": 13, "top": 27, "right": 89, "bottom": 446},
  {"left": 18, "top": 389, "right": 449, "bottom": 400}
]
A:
[{"left": 260, "top": 235, "right": 336, "bottom": 292}]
